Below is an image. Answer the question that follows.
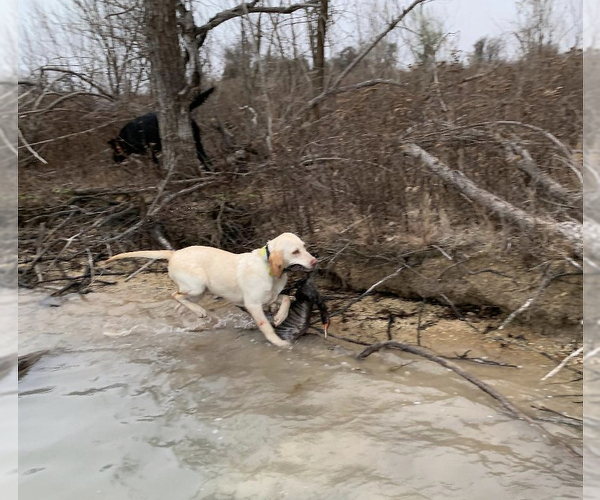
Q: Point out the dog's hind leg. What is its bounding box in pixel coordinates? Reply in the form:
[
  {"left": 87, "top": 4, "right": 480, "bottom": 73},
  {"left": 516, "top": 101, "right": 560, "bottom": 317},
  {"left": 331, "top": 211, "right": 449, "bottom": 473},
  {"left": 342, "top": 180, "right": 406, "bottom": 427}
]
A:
[{"left": 172, "top": 291, "right": 208, "bottom": 318}]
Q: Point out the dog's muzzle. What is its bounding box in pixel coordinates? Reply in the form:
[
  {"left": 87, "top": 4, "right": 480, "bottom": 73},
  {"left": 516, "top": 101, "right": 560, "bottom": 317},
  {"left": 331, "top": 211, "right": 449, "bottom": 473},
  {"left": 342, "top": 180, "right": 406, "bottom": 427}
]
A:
[{"left": 284, "top": 264, "right": 314, "bottom": 273}]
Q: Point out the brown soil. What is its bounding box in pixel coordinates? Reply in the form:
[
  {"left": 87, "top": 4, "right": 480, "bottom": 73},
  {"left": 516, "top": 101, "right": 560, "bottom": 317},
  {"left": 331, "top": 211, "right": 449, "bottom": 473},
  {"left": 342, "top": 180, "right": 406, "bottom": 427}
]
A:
[
  {"left": 325, "top": 287, "right": 581, "bottom": 365},
  {"left": 320, "top": 247, "right": 582, "bottom": 334}
]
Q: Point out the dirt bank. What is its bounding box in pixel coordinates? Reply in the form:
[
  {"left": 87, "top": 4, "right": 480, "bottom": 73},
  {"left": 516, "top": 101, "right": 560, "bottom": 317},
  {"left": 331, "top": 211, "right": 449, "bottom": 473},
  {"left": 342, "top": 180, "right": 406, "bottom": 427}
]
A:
[{"left": 319, "top": 245, "right": 582, "bottom": 336}]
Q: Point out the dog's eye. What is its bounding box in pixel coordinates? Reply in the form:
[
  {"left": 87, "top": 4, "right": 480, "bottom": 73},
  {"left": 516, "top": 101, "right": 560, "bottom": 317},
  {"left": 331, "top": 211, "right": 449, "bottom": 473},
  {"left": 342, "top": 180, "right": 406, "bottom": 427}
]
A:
[{"left": 292, "top": 249, "right": 300, "bottom": 255}]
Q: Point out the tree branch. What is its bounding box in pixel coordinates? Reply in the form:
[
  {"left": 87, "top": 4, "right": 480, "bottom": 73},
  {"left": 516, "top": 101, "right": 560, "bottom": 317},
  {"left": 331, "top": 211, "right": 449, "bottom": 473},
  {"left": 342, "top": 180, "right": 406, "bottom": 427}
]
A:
[
  {"left": 293, "top": 0, "right": 428, "bottom": 118},
  {"left": 39, "top": 66, "right": 114, "bottom": 100},
  {"left": 331, "top": 0, "right": 429, "bottom": 89},
  {"left": 503, "top": 138, "right": 580, "bottom": 204},
  {"left": 300, "top": 79, "right": 406, "bottom": 112},
  {"left": 194, "top": 1, "right": 318, "bottom": 46},
  {"left": 19, "top": 91, "right": 114, "bottom": 116},
  {"left": 541, "top": 347, "right": 583, "bottom": 381},
  {"left": 17, "top": 127, "right": 47, "bottom": 164}
]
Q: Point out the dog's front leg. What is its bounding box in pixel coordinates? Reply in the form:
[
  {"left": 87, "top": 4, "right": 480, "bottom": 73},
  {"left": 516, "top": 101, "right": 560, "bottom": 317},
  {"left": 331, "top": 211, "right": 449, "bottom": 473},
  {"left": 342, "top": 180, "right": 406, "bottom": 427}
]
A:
[
  {"left": 272, "top": 295, "right": 291, "bottom": 327},
  {"left": 245, "top": 303, "right": 291, "bottom": 348}
]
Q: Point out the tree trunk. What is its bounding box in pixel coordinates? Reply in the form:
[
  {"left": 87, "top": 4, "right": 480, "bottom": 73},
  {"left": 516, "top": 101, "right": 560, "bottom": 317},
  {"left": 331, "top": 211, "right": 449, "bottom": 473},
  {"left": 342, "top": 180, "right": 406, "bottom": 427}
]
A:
[
  {"left": 314, "top": 0, "right": 328, "bottom": 94},
  {"left": 310, "top": 0, "right": 328, "bottom": 120},
  {"left": 144, "top": 0, "right": 198, "bottom": 175}
]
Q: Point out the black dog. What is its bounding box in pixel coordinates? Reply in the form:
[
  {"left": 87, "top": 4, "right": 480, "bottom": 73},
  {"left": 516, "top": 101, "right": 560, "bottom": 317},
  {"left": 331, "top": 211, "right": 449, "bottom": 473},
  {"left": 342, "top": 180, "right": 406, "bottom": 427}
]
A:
[{"left": 108, "top": 87, "right": 215, "bottom": 167}]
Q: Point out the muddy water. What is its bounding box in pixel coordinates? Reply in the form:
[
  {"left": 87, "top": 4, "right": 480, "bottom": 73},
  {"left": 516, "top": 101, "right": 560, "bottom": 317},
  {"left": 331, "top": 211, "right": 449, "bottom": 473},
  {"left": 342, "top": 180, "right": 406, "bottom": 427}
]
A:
[{"left": 18, "top": 280, "right": 582, "bottom": 500}]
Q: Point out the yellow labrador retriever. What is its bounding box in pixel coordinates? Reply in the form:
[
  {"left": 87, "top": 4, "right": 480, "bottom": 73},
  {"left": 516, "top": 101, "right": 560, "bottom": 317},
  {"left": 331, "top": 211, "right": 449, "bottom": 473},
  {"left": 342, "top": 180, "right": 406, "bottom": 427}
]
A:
[{"left": 104, "top": 232, "right": 317, "bottom": 348}]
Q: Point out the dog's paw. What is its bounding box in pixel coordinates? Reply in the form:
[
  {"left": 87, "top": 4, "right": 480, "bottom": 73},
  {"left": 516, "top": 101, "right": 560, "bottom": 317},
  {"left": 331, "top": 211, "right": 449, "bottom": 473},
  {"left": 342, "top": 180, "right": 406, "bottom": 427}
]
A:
[
  {"left": 271, "top": 338, "right": 291, "bottom": 348},
  {"left": 272, "top": 311, "right": 287, "bottom": 327}
]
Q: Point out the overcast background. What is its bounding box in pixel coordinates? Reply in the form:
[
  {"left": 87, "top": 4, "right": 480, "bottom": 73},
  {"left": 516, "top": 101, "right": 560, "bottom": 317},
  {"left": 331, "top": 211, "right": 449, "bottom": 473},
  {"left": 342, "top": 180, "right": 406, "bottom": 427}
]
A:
[{"left": 12, "top": 0, "right": 589, "bottom": 80}]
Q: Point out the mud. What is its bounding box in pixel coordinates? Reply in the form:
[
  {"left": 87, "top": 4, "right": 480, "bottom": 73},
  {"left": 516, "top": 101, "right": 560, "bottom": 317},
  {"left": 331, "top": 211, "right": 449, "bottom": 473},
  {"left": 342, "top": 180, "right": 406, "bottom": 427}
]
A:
[{"left": 322, "top": 249, "right": 583, "bottom": 334}]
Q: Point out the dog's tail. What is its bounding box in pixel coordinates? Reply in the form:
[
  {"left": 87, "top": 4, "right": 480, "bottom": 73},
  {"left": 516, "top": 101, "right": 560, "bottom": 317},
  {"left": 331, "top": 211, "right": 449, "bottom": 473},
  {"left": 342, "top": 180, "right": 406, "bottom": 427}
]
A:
[
  {"left": 189, "top": 86, "right": 215, "bottom": 112},
  {"left": 104, "top": 250, "right": 174, "bottom": 264}
]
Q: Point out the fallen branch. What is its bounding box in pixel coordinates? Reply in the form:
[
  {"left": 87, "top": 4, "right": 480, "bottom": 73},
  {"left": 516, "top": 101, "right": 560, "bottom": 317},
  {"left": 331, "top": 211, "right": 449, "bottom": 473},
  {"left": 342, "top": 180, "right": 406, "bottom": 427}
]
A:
[
  {"left": 329, "top": 265, "right": 405, "bottom": 318},
  {"left": 492, "top": 121, "right": 574, "bottom": 162},
  {"left": 34, "top": 275, "right": 117, "bottom": 285},
  {"left": 125, "top": 259, "right": 158, "bottom": 282},
  {"left": 358, "top": 341, "right": 525, "bottom": 415},
  {"left": 497, "top": 269, "right": 555, "bottom": 331},
  {"left": 541, "top": 347, "right": 583, "bottom": 381},
  {"left": 447, "top": 350, "right": 519, "bottom": 368},
  {"left": 499, "top": 136, "right": 580, "bottom": 205},
  {"left": 17, "top": 127, "right": 47, "bottom": 164},
  {"left": 531, "top": 404, "right": 583, "bottom": 427},
  {"left": 401, "top": 142, "right": 582, "bottom": 256},
  {"left": 321, "top": 332, "right": 371, "bottom": 346},
  {"left": 152, "top": 223, "right": 175, "bottom": 251},
  {"left": 357, "top": 340, "right": 582, "bottom": 458},
  {"left": 485, "top": 331, "right": 583, "bottom": 378},
  {"left": 497, "top": 298, "right": 534, "bottom": 330},
  {"left": 439, "top": 293, "right": 479, "bottom": 333},
  {"left": 414, "top": 121, "right": 575, "bottom": 163}
]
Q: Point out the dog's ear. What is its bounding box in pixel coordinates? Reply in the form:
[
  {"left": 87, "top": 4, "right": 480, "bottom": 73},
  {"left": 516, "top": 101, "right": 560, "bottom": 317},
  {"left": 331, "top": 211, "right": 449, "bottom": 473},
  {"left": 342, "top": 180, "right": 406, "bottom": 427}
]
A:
[{"left": 268, "top": 249, "right": 284, "bottom": 278}]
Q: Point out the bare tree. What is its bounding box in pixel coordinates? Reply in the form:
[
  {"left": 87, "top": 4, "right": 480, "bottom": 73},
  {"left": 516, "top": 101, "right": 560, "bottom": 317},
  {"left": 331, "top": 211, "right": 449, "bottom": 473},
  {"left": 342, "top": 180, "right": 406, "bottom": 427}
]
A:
[
  {"left": 401, "top": 4, "right": 447, "bottom": 67},
  {"left": 19, "top": 0, "right": 148, "bottom": 97},
  {"left": 310, "top": 0, "right": 329, "bottom": 100},
  {"left": 513, "top": 0, "right": 559, "bottom": 57},
  {"left": 470, "top": 36, "right": 504, "bottom": 66},
  {"left": 69, "top": 0, "right": 149, "bottom": 97},
  {"left": 140, "top": 0, "right": 319, "bottom": 175}
]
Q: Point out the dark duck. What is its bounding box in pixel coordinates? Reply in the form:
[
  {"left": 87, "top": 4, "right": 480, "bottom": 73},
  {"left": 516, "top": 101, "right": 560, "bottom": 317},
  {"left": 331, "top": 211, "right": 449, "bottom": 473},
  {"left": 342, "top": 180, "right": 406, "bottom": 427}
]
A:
[{"left": 275, "top": 274, "right": 329, "bottom": 342}]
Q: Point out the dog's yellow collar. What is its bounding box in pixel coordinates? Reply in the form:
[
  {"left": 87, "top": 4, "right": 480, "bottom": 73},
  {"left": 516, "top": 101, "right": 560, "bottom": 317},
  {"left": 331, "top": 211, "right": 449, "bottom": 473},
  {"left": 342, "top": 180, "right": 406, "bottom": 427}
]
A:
[{"left": 259, "top": 244, "right": 275, "bottom": 276}]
